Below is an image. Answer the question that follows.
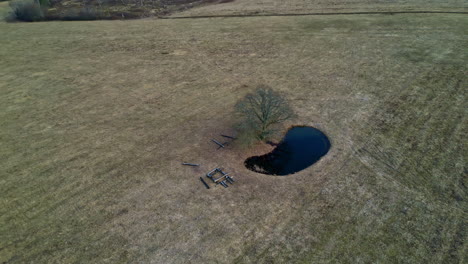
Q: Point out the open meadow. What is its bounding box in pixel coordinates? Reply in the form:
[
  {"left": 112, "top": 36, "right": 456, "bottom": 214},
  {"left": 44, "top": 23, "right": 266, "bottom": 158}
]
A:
[
  {"left": 0, "top": 1, "right": 467, "bottom": 263},
  {"left": 174, "top": 0, "right": 468, "bottom": 17}
]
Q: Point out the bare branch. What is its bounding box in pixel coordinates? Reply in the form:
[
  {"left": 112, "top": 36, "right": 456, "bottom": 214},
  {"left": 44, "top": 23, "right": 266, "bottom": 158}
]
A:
[{"left": 235, "top": 85, "right": 296, "bottom": 141}]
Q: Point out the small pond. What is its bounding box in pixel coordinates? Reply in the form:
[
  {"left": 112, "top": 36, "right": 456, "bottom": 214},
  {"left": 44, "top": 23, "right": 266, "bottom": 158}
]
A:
[{"left": 245, "top": 126, "right": 331, "bottom": 175}]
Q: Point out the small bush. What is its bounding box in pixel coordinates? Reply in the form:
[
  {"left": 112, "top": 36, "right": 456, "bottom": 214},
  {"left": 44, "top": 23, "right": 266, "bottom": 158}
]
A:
[
  {"left": 8, "top": 0, "right": 45, "bottom": 22},
  {"left": 37, "top": 0, "right": 49, "bottom": 6}
]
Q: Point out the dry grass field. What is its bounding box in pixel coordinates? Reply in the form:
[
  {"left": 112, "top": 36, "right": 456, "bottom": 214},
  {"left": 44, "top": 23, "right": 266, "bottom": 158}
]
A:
[
  {"left": 174, "top": 0, "right": 468, "bottom": 17},
  {"left": 0, "top": 1, "right": 467, "bottom": 263}
]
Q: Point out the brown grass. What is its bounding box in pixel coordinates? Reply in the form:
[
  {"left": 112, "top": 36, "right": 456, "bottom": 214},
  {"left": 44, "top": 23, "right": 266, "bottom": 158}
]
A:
[
  {"left": 173, "top": 0, "right": 468, "bottom": 17},
  {"left": 0, "top": 10, "right": 466, "bottom": 264}
]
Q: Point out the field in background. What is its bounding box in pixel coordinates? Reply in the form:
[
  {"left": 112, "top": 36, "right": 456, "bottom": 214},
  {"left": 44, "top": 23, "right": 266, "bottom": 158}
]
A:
[
  {"left": 43, "top": 0, "right": 230, "bottom": 20},
  {"left": 0, "top": 4, "right": 467, "bottom": 264},
  {"left": 174, "top": 0, "right": 468, "bottom": 17}
]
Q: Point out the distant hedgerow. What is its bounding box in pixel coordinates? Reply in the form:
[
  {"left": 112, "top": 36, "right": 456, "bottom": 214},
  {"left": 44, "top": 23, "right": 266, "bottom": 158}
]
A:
[{"left": 60, "top": 7, "right": 103, "bottom": 21}]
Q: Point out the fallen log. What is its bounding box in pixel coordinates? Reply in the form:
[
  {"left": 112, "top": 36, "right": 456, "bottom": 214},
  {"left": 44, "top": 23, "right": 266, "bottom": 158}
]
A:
[
  {"left": 226, "top": 176, "right": 235, "bottom": 183},
  {"left": 200, "top": 177, "right": 210, "bottom": 189},
  {"left": 211, "top": 139, "right": 225, "bottom": 148},
  {"left": 214, "top": 174, "right": 228, "bottom": 183},
  {"left": 206, "top": 168, "right": 219, "bottom": 178},
  {"left": 221, "top": 134, "right": 236, "bottom": 140},
  {"left": 182, "top": 163, "right": 199, "bottom": 166}
]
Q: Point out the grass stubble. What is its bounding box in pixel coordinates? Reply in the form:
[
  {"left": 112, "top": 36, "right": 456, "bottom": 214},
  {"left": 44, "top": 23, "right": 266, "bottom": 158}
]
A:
[{"left": 0, "top": 2, "right": 466, "bottom": 263}]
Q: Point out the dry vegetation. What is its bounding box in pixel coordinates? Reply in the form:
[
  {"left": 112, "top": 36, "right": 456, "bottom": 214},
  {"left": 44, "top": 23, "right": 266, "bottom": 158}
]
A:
[
  {"left": 0, "top": 1, "right": 467, "bottom": 263},
  {"left": 3, "top": 0, "right": 233, "bottom": 21},
  {"left": 174, "top": 0, "right": 468, "bottom": 17},
  {"left": 42, "top": 0, "right": 232, "bottom": 19}
]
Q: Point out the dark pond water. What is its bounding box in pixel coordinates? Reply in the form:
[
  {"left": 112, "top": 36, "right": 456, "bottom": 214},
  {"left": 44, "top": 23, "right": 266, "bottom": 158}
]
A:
[{"left": 245, "top": 126, "right": 331, "bottom": 175}]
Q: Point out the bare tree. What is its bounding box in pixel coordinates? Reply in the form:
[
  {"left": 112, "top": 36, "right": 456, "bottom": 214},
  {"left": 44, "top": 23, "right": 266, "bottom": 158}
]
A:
[{"left": 235, "top": 85, "right": 295, "bottom": 142}]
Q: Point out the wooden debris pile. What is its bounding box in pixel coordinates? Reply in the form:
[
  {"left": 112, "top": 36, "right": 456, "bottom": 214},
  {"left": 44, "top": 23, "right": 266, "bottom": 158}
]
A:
[
  {"left": 211, "top": 134, "right": 236, "bottom": 149},
  {"left": 205, "top": 168, "right": 235, "bottom": 188},
  {"left": 182, "top": 134, "right": 238, "bottom": 190}
]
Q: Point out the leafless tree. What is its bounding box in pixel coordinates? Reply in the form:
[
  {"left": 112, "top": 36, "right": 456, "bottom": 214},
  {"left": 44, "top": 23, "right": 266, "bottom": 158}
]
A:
[{"left": 235, "top": 85, "right": 295, "bottom": 142}]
